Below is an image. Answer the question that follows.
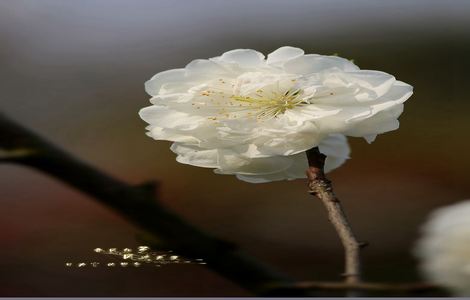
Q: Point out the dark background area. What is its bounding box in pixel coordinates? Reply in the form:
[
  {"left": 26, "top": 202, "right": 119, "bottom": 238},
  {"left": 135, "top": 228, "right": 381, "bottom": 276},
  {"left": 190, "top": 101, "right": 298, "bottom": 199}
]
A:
[{"left": 1, "top": 0, "right": 469, "bottom": 296}]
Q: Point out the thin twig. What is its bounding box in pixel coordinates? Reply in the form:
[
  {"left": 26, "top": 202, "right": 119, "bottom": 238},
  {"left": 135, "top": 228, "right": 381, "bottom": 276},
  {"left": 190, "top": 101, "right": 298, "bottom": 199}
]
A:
[
  {"left": 306, "top": 147, "right": 363, "bottom": 288},
  {"left": 0, "top": 113, "right": 312, "bottom": 297}
]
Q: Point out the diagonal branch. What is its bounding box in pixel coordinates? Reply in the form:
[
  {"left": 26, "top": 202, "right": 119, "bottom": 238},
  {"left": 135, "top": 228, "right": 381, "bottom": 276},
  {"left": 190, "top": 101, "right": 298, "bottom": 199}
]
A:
[{"left": 0, "top": 112, "right": 312, "bottom": 297}]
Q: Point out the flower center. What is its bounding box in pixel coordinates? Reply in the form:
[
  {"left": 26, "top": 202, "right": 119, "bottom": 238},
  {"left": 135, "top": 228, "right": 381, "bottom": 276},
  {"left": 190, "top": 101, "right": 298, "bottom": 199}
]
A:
[
  {"left": 194, "top": 77, "right": 309, "bottom": 122},
  {"left": 229, "top": 88, "right": 307, "bottom": 120}
]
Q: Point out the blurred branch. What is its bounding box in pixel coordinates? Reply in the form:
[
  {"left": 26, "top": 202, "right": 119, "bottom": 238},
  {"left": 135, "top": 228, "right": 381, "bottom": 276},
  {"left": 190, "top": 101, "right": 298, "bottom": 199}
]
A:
[
  {"left": 268, "top": 280, "right": 439, "bottom": 293},
  {"left": 306, "top": 147, "right": 364, "bottom": 293},
  {"left": 0, "top": 112, "right": 310, "bottom": 297}
]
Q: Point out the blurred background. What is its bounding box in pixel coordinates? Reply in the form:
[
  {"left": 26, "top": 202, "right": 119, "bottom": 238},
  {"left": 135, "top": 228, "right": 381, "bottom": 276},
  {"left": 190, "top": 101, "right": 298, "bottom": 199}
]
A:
[{"left": 1, "top": 0, "right": 469, "bottom": 296}]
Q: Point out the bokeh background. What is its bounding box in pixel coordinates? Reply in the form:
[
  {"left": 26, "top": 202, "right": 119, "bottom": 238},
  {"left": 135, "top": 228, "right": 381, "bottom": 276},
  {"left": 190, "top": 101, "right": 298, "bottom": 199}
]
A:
[{"left": 1, "top": 0, "right": 469, "bottom": 296}]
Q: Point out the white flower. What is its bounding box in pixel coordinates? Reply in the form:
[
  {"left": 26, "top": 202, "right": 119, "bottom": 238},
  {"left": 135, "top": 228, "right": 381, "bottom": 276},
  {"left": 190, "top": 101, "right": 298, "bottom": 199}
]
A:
[
  {"left": 139, "top": 47, "right": 412, "bottom": 183},
  {"left": 415, "top": 200, "right": 470, "bottom": 296}
]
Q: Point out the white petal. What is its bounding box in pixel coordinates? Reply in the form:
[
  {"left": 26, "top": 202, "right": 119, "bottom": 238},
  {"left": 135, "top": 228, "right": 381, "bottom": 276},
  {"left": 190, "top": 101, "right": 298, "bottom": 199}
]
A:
[
  {"left": 345, "top": 81, "right": 412, "bottom": 123},
  {"left": 283, "top": 54, "right": 359, "bottom": 75},
  {"left": 319, "top": 134, "right": 351, "bottom": 172},
  {"left": 185, "top": 59, "right": 228, "bottom": 76},
  {"left": 217, "top": 150, "right": 293, "bottom": 175},
  {"left": 236, "top": 171, "right": 294, "bottom": 183},
  {"left": 315, "top": 80, "right": 412, "bottom": 136},
  {"left": 343, "top": 70, "right": 396, "bottom": 99},
  {"left": 344, "top": 104, "right": 403, "bottom": 137},
  {"left": 226, "top": 143, "right": 265, "bottom": 158},
  {"left": 149, "top": 93, "right": 190, "bottom": 105},
  {"left": 170, "top": 143, "right": 219, "bottom": 168},
  {"left": 285, "top": 105, "right": 341, "bottom": 122},
  {"left": 145, "top": 126, "right": 200, "bottom": 144},
  {"left": 217, "top": 49, "right": 265, "bottom": 67},
  {"left": 256, "top": 121, "right": 324, "bottom": 156},
  {"left": 363, "top": 134, "right": 377, "bottom": 143},
  {"left": 145, "top": 69, "right": 186, "bottom": 96},
  {"left": 235, "top": 134, "right": 349, "bottom": 183},
  {"left": 313, "top": 106, "right": 373, "bottom": 134},
  {"left": 266, "top": 46, "right": 304, "bottom": 65},
  {"left": 139, "top": 105, "right": 205, "bottom": 130}
]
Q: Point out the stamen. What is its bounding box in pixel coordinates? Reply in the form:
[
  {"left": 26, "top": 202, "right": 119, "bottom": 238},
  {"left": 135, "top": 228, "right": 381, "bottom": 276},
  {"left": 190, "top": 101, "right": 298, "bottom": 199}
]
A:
[{"left": 194, "top": 80, "right": 307, "bottom": 122}]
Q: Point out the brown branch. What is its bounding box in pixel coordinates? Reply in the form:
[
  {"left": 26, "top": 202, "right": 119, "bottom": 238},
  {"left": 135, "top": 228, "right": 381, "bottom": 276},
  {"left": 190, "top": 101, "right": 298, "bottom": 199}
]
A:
[
  {"left": 268, "top": 280, "right": 439, "bottom": 292},
  {"left": 0, "top": 112, "right": 313, "bottom": 297},
  {"left": 306, "top": 147, "right": 363, "bottom": 287}
]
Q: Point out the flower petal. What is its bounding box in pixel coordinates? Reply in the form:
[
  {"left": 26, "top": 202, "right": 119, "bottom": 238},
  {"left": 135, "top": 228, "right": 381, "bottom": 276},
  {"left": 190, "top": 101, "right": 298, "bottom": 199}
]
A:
[
  {"left": 145, "top": 126, "right": 201, "bottom": 144},
  {"left": 217, "top": 49, "right": 265, "bottom": 67},
  {"left": 139, "top": 105, "right": 206, "bottom": 130},
  {"left": 267, "top": 46, "right": 304, "bottom": 65},
  {"left": 342, "top": 70, "right": 396, "bottom": 100},
  {"left": 235, "top": 134, "right": 350, "bottom": 183},
  {"left": 284, "top": 54, "right": 359, "bottom": 74},
  {"left": 319, "top": 134, "right": 351, "bottom": 172},
  {"left": 170, "top": 143, "right": 219, "bottom": 168},
  {"left": 217, "top": 149, "right": 293, "bottom": 175},
  {"left": 185, "top": 59, "right": 228, "bottom": 76},
  {"left": 345, "top": 81, "right": 412, "bottom": 123},
  {"left": 344, "top": 104, "right": 404, "bottom": 137},
  {"left": 145, "top": 69, "right": 186, "bottom": 96}
]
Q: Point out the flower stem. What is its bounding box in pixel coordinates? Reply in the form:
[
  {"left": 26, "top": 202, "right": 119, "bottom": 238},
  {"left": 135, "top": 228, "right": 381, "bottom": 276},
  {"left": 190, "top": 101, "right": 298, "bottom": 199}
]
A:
[{"left": 305, "top": 147, "right": 364, "bottom": 294}]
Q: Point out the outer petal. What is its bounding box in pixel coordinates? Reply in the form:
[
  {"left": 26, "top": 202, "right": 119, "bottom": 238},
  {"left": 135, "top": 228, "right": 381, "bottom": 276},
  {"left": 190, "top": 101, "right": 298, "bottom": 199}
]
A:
[
  {"left": 342, "top": 70, "right": 396, "bottom": 100},
  {"left": 216, "top": 49, "right": 265, "bottom": 67},
  {"left": 185, "top": 59, "right": 229, "bottom": 76},
  {"left": 139, "top": 105, "right": 206, "bottom": 130},
  {"left": 149, "top": 93, "right": 191, "bottom": 105},
  {"left": 266, "top": 46, "right": 304, "bottom": 65},
  {"left": 256, "top": 123, "right": 323, "bottom": 156},
  {"left": 216, "top": 149, "right": 293, "bottom": 175},
  {"left": 342, "top": 81, "right": 412, "bottom": 138},
  {"left": 344, "top": 104, "right": 403, "bottom": 138},
  {"left": 235, "top": 174, "right": 284, "bottom": 183},
  {"left": 235, "top": 134, "right": 350, "bottom": 183},
  {"left": 319, "top": 134, "right": 351, "bottom": 172},
  {"left": 145, "top": 69, "right": 186, "bottom": 96},
  {"left": 145, "top": 126, "right": 200, "bottom": 144},
  {"left": 283, "top": 54, "right": 359, "bottom": 75},
  {"left": 314, "top": 81, "right": 412, "bottom": 136},
  {"left": 170, "top": 143, "right": 219, "bottom": 168},
  {"left": 345, "top": 81, "right": 412, "bottom": 123}
]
